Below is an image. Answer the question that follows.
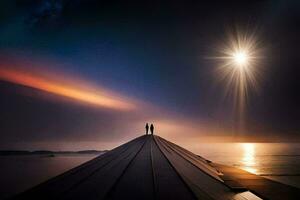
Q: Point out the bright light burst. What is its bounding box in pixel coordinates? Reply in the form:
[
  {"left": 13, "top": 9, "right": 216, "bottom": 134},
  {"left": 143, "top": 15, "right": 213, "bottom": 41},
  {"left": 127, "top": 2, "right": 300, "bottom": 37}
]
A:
[
  {"left": 233, "top": 51, "right": 248, "bottom": 66},
  {"left": 212, "top": 31, "right": 263, "bottom": 130}
]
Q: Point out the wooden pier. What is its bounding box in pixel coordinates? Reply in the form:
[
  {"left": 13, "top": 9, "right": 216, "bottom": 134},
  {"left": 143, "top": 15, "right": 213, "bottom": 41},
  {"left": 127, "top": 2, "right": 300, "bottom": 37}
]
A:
[{"left": 13, "top": 135, "right": 300, "bottom": 200}]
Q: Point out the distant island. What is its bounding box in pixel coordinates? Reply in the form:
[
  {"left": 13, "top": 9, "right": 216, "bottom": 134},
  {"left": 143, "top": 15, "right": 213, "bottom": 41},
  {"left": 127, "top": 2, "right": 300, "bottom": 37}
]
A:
[{"left": 0, "top": 150, "right": 108, "bottom": 156}]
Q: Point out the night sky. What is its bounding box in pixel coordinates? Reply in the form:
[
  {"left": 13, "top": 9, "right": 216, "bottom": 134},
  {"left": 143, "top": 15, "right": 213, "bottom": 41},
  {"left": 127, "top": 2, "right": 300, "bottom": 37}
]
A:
[{"left": 0, "top": 0, "right": 299, "bottom": 150}]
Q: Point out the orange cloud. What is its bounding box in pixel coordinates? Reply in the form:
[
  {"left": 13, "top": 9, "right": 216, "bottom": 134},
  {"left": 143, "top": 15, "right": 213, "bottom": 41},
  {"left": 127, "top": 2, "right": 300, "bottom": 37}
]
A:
[{"left": 0, "top": 68, "right": 135, "bottom": 111}]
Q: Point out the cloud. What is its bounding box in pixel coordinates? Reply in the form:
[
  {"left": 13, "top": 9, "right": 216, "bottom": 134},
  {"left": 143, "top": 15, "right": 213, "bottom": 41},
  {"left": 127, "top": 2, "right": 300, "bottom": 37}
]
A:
[{"left": 0, "top": 65, "right": 136, "bottom": 111}]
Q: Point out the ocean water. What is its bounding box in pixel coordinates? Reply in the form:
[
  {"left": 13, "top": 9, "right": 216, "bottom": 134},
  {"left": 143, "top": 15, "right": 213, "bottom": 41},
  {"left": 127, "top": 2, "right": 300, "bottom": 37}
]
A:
[
  {"left": 0, "top": 154, "right": 99, "bottom": 200},
  {"left": 0, "top": 143, "right": 300, "bottom": 199},
  {"left": 189, "top": 143, "right": 300, "bottom": 189}
]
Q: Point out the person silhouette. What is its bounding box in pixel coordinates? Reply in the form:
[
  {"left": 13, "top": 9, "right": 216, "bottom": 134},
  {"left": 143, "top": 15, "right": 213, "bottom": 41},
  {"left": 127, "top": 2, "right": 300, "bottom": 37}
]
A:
[
  {"left": 145, "top": 123, "right": 149, "bottom": 135},
  {"left": 150, "top": 124, "right": 154, "bottom": 135}
]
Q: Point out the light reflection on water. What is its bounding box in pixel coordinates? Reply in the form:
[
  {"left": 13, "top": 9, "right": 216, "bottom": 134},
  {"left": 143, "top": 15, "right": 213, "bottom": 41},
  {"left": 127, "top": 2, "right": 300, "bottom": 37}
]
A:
[
  {"left": 186, "top": 142, "right": 300, "bottom": 189},
  {"left": 240, "top": 143, "right": 257, "bottom": 174},
  {"left": 185, "top": 143, "right": 300, "bottom": 174}
]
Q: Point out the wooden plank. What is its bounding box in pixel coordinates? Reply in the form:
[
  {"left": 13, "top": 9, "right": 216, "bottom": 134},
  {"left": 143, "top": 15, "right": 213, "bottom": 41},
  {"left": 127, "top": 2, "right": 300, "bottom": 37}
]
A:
[
  {"left": 154, "top": 136, "right": 248, "bottom": 200},
  {"left": 212, "top": 162, "right": 300, "bottom": 200},
  {"left": 150, "top": 136, "right": 196, "bottom": 200},
  {"left": 105, "top": 136, "right": 155, "bottom": 200},
  {"left": 158, "top": 137, "right": 223, "bottom": 181}
]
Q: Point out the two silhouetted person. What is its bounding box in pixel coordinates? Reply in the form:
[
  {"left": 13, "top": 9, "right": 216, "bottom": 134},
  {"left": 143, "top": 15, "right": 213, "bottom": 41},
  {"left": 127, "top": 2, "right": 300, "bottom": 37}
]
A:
[{"left": 145, "top": 123, "right": 154, "bottom": 135}]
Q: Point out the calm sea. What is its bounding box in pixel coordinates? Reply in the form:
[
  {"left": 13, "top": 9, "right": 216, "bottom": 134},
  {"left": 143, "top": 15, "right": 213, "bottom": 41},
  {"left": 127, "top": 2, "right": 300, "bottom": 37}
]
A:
[{"left": 1, "top": 143, "right": 300, "bottom": 199}]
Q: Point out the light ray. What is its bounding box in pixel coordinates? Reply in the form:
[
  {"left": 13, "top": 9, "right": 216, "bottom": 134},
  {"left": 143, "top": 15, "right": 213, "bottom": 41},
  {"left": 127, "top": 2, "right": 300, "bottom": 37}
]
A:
[
  {"left": 0, "top": 68, "right": 135, "bottom": 111},
  {"left": 212, "top": 30, "right": 263, "bottom": 131}
]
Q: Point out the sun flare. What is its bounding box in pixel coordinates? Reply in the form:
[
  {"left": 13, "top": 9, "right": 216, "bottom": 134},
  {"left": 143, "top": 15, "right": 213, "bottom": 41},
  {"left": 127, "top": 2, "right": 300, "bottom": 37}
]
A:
[
  {"left": 233, "top": 51, "right": 248, "bottom": 66},
  {"left": 211, "top": 30, "right": 263, "bottom": 131}
]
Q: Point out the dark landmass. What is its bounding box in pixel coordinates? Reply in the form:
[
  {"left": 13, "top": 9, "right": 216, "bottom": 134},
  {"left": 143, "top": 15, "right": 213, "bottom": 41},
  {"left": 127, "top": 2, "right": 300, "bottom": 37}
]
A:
[{"left": 0, "top": 150, "right": 108, "bottom": 156}]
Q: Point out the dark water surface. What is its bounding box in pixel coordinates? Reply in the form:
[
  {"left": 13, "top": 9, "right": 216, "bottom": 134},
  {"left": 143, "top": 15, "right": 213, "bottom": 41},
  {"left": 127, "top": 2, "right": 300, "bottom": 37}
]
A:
[
  {"left": 0, "top": 154, "right": 99, "bottom": 200},
  {"left": 1, "top": 143, "right": 300, "bottom": 199}
]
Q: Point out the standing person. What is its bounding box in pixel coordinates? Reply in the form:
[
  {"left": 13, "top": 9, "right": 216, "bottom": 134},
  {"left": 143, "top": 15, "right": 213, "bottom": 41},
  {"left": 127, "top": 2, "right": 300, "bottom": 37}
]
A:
[
  {"left": 145, "top": 123, "right": 149, "bottom": 135},
  {"left": 150, "top": 124, "right": 154, "bottom": 135}
]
